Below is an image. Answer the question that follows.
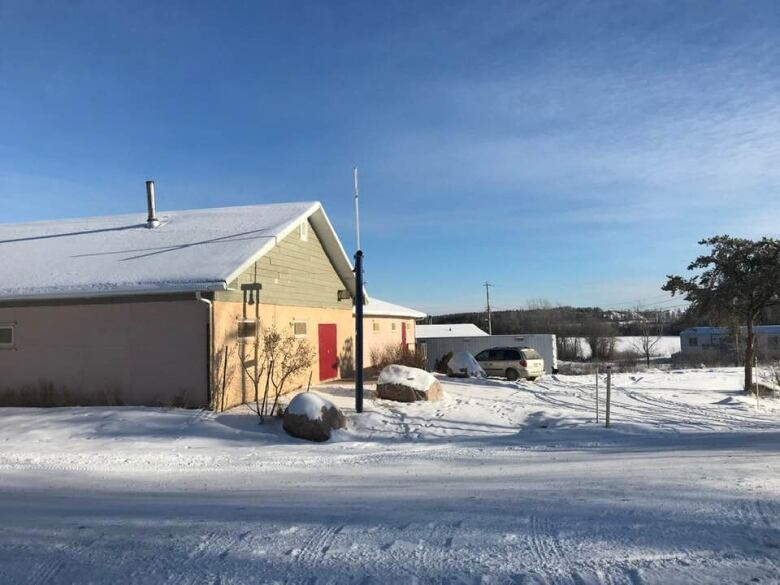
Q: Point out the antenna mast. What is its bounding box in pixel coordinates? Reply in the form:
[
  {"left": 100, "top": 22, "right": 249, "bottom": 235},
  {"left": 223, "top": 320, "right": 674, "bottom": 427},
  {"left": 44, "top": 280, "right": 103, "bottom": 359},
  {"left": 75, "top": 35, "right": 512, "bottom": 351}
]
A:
[
  {"left": 353, "top": 167, "right": 361, "bottom": 250},
  {"left": 353, "top": 167, "right": 364, "bottom": 413}
]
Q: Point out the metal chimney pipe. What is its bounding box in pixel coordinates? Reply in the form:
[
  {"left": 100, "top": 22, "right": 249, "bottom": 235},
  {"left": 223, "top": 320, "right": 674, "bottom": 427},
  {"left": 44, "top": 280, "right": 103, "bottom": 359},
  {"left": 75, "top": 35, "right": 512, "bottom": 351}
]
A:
[{"left": 145, "top": 180, "right": 159, "bottom": 228}]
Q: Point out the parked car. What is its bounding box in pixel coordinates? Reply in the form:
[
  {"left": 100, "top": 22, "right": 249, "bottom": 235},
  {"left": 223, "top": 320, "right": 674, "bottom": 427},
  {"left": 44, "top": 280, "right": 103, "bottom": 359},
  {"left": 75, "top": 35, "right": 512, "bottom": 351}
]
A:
[{"left": 473, "top": 347, "right": 545, "bottom": 381}]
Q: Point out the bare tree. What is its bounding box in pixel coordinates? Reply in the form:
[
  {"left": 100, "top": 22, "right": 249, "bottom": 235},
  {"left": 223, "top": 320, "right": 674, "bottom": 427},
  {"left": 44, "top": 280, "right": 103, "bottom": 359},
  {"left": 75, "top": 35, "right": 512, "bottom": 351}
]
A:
[{"left": 631, "top": 308, "right": 662, "bottom": 367}]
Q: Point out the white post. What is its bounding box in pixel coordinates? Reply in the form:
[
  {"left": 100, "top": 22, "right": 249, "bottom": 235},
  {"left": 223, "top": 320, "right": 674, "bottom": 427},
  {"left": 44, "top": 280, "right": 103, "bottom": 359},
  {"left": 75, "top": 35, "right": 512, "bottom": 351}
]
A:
[
  {"left": 605, "top": 365, "right": 612, "bottom": 428},
  {"left": 595, "top": 366, "right": 599, "bottom": 423}
]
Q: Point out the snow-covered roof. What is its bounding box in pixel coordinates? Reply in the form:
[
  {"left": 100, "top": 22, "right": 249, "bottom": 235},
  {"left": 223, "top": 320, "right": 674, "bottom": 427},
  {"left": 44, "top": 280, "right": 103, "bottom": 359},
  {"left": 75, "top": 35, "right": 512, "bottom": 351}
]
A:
[
  {"left": 416, "top": 324, "right": 489, "bottom": 339},
  {"left": 682, "top": 326, "right": 780, "bottom": 336},
  {"left": 360, "top": 298, "right": 426, "bottom": 319},
  {"left": 0, "top": 201, "right": 358, "bottom": 301}
]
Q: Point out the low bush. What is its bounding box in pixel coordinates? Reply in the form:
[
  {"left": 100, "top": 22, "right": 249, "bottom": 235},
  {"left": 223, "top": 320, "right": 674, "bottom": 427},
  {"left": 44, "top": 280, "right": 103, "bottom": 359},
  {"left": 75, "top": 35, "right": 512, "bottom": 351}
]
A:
[
  {"left": 370, "top": 344, "right": 427, "bottom": 373},
  {"left": 433, "top": 351, "right": 453, "bottom": 374},
  {"left": 0, "top": 380, "right": 125, "bottom": 407}
]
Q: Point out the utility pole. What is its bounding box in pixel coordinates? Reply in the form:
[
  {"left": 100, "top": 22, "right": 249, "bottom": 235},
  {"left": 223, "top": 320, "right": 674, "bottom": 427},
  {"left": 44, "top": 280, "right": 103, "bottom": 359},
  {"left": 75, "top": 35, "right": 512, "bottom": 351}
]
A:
[{"left": 483, "top": 281, "right": 493, "bottom": 335}]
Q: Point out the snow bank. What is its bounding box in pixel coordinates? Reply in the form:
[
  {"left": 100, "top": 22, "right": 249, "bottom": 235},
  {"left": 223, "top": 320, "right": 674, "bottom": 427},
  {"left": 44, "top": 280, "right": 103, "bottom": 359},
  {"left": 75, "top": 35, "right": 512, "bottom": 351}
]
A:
[
  {"left": 287, "top": 392, "right": 335, "bottom": 421},
  {"left": 447, "top": 351, "right": 485, "bottom": 377},
  {"left": 377, "top": 365, "right": 437, "bottom": 392}
]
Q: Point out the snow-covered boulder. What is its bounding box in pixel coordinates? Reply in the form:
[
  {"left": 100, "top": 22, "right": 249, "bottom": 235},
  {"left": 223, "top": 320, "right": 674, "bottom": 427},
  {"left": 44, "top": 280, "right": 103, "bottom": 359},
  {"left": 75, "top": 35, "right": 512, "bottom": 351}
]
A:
[
  {"left": 283, "top": 392, "right": 346, "bottom": 442},
  {"left": 446, "top": 351, "right": 485, "bottom": 378},
  {"left": 376, "top": 365, "right": 443, "bottom": 402},
  {"left": 751, "top": 381, "right": 779, "bottom": 397}
]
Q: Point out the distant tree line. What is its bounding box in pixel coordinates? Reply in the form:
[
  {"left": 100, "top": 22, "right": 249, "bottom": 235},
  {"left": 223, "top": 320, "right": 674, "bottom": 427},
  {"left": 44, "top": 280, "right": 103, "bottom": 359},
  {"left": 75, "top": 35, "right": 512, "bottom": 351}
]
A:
[
  {"left": 433, "top": 301, "right": 692, "bottom": 334},
  {"left": 431, "top": 296, "right": 778, "bottom": 363}
]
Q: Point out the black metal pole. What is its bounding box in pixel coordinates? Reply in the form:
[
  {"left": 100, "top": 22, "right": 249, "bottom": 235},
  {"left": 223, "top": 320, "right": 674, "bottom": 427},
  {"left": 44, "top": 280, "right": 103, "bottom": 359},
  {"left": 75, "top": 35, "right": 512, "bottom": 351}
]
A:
[{"left": 354, "top": 250, "right": 364, "bottom": 413}]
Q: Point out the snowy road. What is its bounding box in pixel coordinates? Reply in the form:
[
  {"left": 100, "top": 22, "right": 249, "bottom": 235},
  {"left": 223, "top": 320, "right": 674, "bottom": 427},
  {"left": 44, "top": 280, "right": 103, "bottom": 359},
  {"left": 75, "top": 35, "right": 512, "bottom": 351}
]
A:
[{"left": 0, "top": 368, "right": 778, "bottom": 584}]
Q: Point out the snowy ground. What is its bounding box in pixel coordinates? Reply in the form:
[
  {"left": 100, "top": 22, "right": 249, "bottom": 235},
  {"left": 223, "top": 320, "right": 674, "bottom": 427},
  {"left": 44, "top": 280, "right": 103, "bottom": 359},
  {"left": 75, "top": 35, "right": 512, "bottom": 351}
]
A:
[
  {"left": 0, "top": 368, "right": 778, "bottom": 584},
  {"left": 577, "top": 336, "right": 681, "bottom": 359}
]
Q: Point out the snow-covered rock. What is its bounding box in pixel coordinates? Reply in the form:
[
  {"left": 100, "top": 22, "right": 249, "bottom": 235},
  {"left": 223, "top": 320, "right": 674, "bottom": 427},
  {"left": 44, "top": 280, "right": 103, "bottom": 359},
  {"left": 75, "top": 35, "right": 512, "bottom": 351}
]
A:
[
  {"left": 446, "top": 351, "right": 485, "bottom": 378},
  {"left": 283, "top": 392, "right": 346, "bottom": 442},
  {"left": 376, "top": 365, "right": 443, "bottom": 402}
]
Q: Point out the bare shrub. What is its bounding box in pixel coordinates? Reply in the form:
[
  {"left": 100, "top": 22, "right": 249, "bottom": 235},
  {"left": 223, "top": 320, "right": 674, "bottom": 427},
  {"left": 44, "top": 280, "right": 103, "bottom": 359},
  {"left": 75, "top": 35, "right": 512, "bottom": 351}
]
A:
[
  {"left": 557, "top": 336, "right": 583, "bottom": 361},
  {"left": 240, "top": 324, "right": 315, "bottom": 422},
  {"left": 433, "top": 351, "right": 453, "bottom": 374},
  {"left": 760, "top": 361, "right": 780, "bottom": 388},
  {"left": 370, "top": 343, "right": 426, "bottom": 372},
  {"left": 588, "top": 336, "right": 616, "bottom": 361},
  {"left": 211, "top": 343, "right": 239, "bottom": 412}
]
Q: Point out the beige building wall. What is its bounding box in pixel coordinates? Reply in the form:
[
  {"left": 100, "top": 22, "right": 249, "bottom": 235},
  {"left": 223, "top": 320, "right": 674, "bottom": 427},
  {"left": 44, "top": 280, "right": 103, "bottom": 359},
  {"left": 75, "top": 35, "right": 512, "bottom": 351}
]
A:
[
  {"left": 211, "top": 305, "right": 421, "bottom": 411},
  {"left": 211, "top": 301, "right": 354, "bottom": 410},
  {"left": 363, "top": 316, "right": 417, "bottom": 365},
  {"left": 0, "top": 299, "right": 208, "bottom": 406},
  {"left": 209, "top": 217, "right": 362, "bottom": 411}
]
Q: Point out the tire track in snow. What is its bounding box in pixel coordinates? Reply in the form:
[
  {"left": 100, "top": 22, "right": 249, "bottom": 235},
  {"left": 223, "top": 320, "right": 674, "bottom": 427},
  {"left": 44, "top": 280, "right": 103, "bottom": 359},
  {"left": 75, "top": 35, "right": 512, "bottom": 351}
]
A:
[
  {"left": 526, "top": 379, "right": 747, "bottom": 432},
  {"left": 24, "top": 536, "right": 98, "bottom": 585},
  {"left": 738, "top": 498, "right": 780, "bottom": 552},
  {"left": 526, "top": 513, "right": 574, "bottom": 583},
  {"left": 166, "top": 529, "right": 252, "bottom": 585},
  {"left": 293, "top": 524, "right": 345, "bottom": 570}
]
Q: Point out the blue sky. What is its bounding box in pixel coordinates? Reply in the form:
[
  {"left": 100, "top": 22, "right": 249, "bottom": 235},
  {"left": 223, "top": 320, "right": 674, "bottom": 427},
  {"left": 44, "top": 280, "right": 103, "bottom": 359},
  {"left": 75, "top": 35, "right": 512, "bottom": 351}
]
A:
[{"left": 1, "top": 1, "right": 779, "bottom": 314}]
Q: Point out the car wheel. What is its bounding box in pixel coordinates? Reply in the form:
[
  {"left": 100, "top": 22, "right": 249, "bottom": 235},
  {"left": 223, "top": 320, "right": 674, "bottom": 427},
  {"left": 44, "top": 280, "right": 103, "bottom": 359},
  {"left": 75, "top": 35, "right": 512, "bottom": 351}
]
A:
[
  {"left": 528, "top": 376, "right": 537, "bottom": 381},
  {"left": 505, "top": 369, "right": 519, "bottom": 381}
]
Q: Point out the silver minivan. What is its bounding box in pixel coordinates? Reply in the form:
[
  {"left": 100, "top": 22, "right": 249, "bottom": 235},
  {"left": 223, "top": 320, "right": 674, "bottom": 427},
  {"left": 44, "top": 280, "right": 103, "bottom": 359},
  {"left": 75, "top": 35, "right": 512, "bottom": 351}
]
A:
[{"left": 474, "top": 347, "right": 545, "bottom": 381}]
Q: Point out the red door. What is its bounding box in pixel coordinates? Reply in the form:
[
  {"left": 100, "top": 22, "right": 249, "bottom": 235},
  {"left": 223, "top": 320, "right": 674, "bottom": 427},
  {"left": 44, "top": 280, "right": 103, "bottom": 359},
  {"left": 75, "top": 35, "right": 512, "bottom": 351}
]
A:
[
  {"left": 318, "top": 324, "right": 338, "bottom": 381},
  {"left": 401, "top": 322, "right": 407, "bottom": 347}
]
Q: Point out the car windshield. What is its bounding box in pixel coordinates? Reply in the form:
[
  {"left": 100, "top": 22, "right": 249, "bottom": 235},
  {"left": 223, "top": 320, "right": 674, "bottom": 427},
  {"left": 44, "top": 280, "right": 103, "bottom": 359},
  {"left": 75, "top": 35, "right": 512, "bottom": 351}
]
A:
[{"left": 522, "top": 349, "right": 542, "bottom": 360}]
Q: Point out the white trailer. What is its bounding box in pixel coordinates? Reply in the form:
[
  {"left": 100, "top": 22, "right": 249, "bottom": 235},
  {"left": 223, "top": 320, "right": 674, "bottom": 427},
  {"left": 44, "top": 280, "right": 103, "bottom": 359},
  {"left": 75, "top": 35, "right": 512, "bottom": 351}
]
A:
[{"left": 417, "top": 334, "right": 558, "bottom": 374}]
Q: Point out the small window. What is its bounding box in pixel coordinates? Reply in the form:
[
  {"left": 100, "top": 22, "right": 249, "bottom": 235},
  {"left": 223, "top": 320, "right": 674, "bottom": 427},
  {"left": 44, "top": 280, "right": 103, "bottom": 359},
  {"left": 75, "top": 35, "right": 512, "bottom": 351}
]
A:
[
  {"left": 688, "top": 337, "right": 698, "bottom": 347},
  {"left": 391, "top": 322, "right": 397, "bottom": 331},
  {"left": 0, "top": 325, "right": 14, "bottom": 348},
  {"left": 293, "top": 321, "right": 307, "bottom": 337},
  {"left": 474, "top": 350, "right": 489, "bottom": 361},
  {"left": 372, "top": 321, "right": 380, "bottom": 333},
  {"left": 770, "top": 336, "right": 780, "bottom": 347},
  {"left": 237, "top": 320, "right": 259, "bottom": 339},
  {"left": 299, "top": 222, "right": 309, "bottom": 241}
]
